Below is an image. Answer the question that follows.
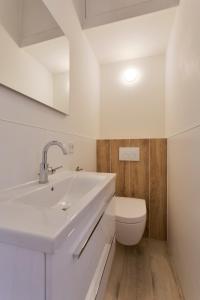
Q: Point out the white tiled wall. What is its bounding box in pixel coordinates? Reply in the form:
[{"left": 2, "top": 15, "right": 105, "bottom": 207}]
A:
[
  {"left": 168, "top": 127, "right": 200, "bottom": 300},
  {"left": 0, "top": 59, "right": 99, "bottom": 190},
  {"left": 0, "top": 118, "right": 96, "bottom": 190}
]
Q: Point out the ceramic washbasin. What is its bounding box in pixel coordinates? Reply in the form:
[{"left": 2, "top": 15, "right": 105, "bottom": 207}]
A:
[
  {"left": 0, "top": 171, "right": 116, "bottom": 253},
  {"left": 13, "top": 172, "right": 107, "bottom": 210}
]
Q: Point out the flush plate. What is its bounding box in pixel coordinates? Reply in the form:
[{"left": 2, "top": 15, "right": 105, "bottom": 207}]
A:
[{"left": 119, "top": 147, "right": 140, "bottom": 161}]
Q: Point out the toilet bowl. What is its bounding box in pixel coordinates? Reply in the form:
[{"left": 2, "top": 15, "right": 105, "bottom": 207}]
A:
[{"left": 115, "top": 197, "right": 146, "bottom": 246}]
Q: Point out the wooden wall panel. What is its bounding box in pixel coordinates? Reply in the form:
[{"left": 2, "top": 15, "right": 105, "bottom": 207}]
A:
[
  {"left": 129, "top": 139, "right": 149, "bottom": 199},
  {"left": 96, "top": 138, "right": 167, "bottom": 240},
  {"left": 110, "top": 140, "right": 130, "bottom": 197},
  {"left": 149, "top": 139, "right": 167, "bottom": 240},
  {"left": 96, "top": 140, "right": 110, "bottom": 173},
  {"left": 130, "top": 139, "right": 150, "bottom": 236}
]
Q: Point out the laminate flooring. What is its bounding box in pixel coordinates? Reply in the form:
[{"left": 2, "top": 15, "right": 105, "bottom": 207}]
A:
[{"left": 104, "top": 239, "right": 184, "bottom": 300}]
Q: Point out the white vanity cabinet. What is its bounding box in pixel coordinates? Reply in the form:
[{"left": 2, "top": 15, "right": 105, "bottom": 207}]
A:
[
  {"left": 0, "top": 195, "right": 115, "bottom": 300},
  {"left": 0, "top": 171, "right": 116, "bottom": 300}
]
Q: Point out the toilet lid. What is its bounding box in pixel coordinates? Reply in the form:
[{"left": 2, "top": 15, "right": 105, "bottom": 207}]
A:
[{"left": 115, "top": 197, "right": 146, "bottom": 224}]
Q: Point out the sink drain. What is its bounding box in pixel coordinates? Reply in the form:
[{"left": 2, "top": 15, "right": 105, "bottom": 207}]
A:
[
  {"left": 62, "top": 207, "right": 68, "bottom": 211},
  {"left": 59, "top": 202, "right": 71, "bottom": 212}
]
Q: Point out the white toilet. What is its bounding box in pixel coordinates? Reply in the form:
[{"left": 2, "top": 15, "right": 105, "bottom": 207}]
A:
[{"left": 115, "top": 197, "right": 146, "bottom": 246}]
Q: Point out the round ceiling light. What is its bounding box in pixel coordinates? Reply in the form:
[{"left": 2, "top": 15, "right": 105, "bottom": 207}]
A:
[{"left": 122, "top": 68, "right": 140, "bottom": 84}]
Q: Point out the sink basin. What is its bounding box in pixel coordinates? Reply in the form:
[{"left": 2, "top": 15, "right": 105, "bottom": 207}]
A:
[
  {"left": 14, "top": 172, "right": 107, "bottom": 210},
  {"left": 0, "top": 171, "right": 116, "bottom": 253}
]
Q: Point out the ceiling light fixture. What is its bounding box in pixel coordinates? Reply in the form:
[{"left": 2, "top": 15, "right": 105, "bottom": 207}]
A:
[{"left": 122, "top": 68, "right": 140, "bottom": 84}]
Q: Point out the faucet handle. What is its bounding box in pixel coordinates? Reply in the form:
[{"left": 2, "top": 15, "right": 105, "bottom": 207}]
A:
[
  {"left": 48, "top": 165, "right": 63, "bottom": 174},
  {"left": 75, "top": 166, "right": 83, "bottom": 172}
]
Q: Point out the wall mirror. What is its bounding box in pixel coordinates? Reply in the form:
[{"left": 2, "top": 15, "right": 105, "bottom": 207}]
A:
[{"left": 0, "top": 0, "right": 70, "bottom": 114}]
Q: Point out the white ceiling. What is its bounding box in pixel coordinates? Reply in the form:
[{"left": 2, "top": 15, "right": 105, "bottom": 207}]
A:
[
  {"left": 24, "top": 36, "right": 69, "bottom": 74},
  {"left": 85, "top": 7, "right": 177, "bottom": 64}
]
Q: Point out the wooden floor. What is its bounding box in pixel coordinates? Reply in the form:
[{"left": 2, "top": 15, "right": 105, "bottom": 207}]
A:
[{"left": 104, "top": 239, "right": 184, "bottom": 300}]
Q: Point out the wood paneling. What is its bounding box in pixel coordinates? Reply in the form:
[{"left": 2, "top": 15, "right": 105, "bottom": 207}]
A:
[
  {"left": 97, "top": 140, "right": 110, "bottom": 173},
  {"left": 150, "top": 139, "right": 167, "bottom": 240},
  {"left": 110, "top": 140, "right": 130, "bottom": 197},
  {"left": 104, "top": 240, "right": 184, "bottom": 300},
  {"left": 129, "top": 139, "right": 150, "bottom": 236},
  {"left": 96, "top": 138, "right": 167, "bottom": 240},
  {"left": 129, "top": 139, "right": 149, "bottom": 199}
]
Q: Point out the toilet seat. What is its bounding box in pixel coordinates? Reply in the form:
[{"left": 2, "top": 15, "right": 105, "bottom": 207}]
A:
[
  {"left": 115, "top": 197, "right": 146, "bottom": 224},
  {"left": 115, "top": 197, "right": 147, "bottom": 246}
]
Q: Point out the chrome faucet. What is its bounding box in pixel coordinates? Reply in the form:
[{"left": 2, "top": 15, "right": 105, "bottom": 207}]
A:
[{"left": 39, "top": 140, "right": 67, "bottom": 184}]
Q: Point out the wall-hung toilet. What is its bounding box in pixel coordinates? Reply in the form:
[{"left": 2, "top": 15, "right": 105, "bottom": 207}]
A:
[{"left": 115, "top": 197, "right": 146, "bottom": 246}]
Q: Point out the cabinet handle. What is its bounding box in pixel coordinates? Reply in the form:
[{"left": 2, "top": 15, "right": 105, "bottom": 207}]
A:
[
  {"left": 94, "top": 235, "right": 116, "bottom": 300},
  {"left": 73, "top": 214, "right": 103, "bottom": 260}
]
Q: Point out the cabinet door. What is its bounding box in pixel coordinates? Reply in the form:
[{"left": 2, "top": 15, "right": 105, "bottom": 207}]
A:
[
  {"left": 85, "top": 199, "right": 116, "bottom": 300},
  {"left": 46, "top": 198, "right": 115, "bottom": 300},
  {"left": 0, "top": 243, "right": 45, "bottom": 300}
]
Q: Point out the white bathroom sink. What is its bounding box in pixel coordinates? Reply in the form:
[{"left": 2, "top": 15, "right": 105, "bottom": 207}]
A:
[
  {"left": 13, "top": 172, "right": 108, "bottom": 210},
  {"left": 0, "top": 171, "right": 115, "bottom": 253}
]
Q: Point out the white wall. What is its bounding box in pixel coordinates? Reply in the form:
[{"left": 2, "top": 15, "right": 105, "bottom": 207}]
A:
[
  {"left": 73, "top": 0, "right": 85, "bottom": 27},
  {"left": 53, "top": 72, "right": 69, "bottom": 113},
  {"left": 0, "top": 0, "right": 22, "bottom": 45},
  {"left": 166, "top": 1, "right": 200, "bottom": 299},
  {"left": 100, "top": 55, "right": 165, "bottom": 139},
  {"left": 0, "top": 0, "right": 100, "bottom": 190}
]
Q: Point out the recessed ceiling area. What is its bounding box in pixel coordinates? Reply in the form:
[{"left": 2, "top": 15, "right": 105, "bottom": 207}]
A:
[
  {"left": 73, "top": 0, "right": 179, "bottom": 29},
  {"left": 84, "top": 7, "right": 177, "bottom": 64}
]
